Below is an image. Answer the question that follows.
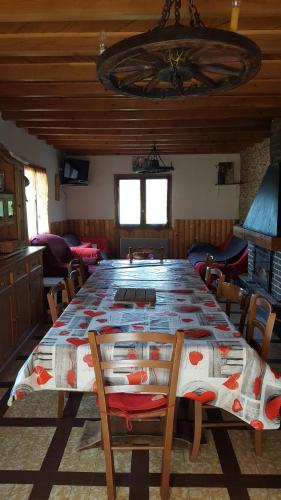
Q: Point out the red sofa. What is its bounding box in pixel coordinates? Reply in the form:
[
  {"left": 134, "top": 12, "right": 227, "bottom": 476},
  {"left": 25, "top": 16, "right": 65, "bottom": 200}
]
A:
[
  {"left": 31, "top": 233, "right": 100, "bottom": 277},
  {"left": 194, "top": 246, "right": 248, "bottom": 281}
]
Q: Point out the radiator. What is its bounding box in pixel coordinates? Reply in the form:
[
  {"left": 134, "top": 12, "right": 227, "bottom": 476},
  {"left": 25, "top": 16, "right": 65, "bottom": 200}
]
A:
[{"left": 120, "top": 238, "right": 169, "bottom": 258}]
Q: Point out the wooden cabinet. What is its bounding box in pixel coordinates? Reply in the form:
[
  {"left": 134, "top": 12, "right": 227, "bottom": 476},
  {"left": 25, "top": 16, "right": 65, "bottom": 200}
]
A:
[
  {"left": 0, "top": 247, "right": 44, "bottom": 367},
  {"left": 0, "top": 144, "right": 28, "bottom": 246},
  {"left": 0, "top": 285, "right": 14, "bottom": 364},
  {"left": 0, "top": 194, "right": 15, "bottom": 225}
]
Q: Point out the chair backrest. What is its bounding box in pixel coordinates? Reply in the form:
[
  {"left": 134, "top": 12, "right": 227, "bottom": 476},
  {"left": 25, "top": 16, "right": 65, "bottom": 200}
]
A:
[
  {"left": 129, "top": 246, "right": 164, "bottom": 263},
  {"left": 246, "top": 293, "right": 276, "bottom": 360},
  {"left": 67, "top": 269, "right": 81, "bottom": 300},
  {"left": 68, "top": 258, "right": 85, "bottom": 286},
  {"left": 88, "top": 330, "right": 184, "bottom": 415},
  {"left": 205, "top": 266, "right": 225, "bottom": 294},
  {"left": 217, "top": 281, "right": 250, "bottom": 333},
  {"left": 47, "top": 279, "right": 69, "bottom": 323}
]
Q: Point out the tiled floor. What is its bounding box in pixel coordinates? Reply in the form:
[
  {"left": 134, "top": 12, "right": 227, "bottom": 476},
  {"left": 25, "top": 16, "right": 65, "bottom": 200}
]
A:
[{"left": 0, "top": 311, "right": 281, "bottom": 500}]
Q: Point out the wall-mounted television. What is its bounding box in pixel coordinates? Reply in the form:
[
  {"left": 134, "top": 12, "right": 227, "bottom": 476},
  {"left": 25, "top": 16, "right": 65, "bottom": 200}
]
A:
[{"left": 60, "top": 158, "right": 89, "bottom": 185}]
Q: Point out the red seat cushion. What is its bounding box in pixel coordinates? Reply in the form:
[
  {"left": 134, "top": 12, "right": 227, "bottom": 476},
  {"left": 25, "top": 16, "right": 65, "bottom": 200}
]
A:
[{"left": 97, "top": 393, "right": 167, "bottom": 412}]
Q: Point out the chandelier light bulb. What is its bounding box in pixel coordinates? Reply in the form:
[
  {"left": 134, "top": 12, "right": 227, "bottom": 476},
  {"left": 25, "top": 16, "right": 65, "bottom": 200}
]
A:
[
  {"left": 99, "top": 31, "right": 106, "bottom": 55},
  {"left": 232, "top": 0, "right": 241, "bottom": 6}
]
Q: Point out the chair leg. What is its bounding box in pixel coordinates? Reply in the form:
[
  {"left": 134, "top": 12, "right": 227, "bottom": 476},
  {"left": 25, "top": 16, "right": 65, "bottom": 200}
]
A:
[
  {"left": 190, "top": 401, "right": 203, "bottom": 462},
  {"left": 57, "top": 391, "right": 65, "bottom": 417},
  {"left": 100, "top": 414, "right": 116, "bottom": 500},
  {"left": 160, "top": 410, "right": 175, "bottom": 500},
  {"left": 254, "top": 429, "right": 262, "bottom": 456}
]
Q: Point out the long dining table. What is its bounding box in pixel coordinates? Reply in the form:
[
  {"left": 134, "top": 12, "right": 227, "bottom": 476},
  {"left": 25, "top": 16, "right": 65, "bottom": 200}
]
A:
[{"left": 8, "top": 259, "right": 281, "bottom": 431}]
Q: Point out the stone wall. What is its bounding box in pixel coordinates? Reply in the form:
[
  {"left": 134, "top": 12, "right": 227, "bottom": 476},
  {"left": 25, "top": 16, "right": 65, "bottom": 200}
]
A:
[{"left": 239, "top": 138, "right": 270, "bottom": 221}]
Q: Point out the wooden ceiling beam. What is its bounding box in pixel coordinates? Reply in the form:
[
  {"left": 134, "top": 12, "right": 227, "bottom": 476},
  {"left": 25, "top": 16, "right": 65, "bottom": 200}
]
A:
[
  {"left": 0, "top": 1, "right": 280, "bottom": 22},
  {"left": 38, "top": 132, "right": 267, "bottom": 141},
  {"left": 0, "top": 61, "right": 278, "bottom": 81},
  {"left": 1, "top": 95, "right": 280, "bottom": 111},
  {"left": 30, "top": 123, "right": 269, "bottom": 135},
  {"left": 47, "top": 139, "right": 265, "bottom": 148},
  {"left": 14, "top": 118, "right": 271, "bottom": 129},
  {"left": 0, "top": 32, "right": 278, "bottom": 57},
  {"left": 59, "top": 147, "right": 253, "bottom": 155},
  {"left": 7, "top": 108, "right": 280, "bottom": 125},
  {"left": 0, "top": 80, "right": 280, "bottom": 98},
  {"left": 0, "top": 18, "right": 280, "bottom": 33}
]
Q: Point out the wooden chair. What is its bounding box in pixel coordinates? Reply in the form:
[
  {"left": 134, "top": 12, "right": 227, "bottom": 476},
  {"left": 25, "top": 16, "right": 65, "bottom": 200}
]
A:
[
  {"left": 88, "top": 329, "right": 184, "bottom": 500},
  {"left": 46, "top": 280, "right": 70, "bottom": 418},
  {"left": 46, "top": 280, "right": 70, "bottom": 323},
  {"left": 188, "top": 293, "right": 276, "bottom": 462},
  {"left": 246, "top": 294, "right": 276, "bottom": 360},
  {"left": 205, "top": 266, "right": 225, "bottom": 295},
  {"left": 67, "top": 269, "right": 81, "bottom": 300},
  {"left": 129, "top": 246, "right": 164, "bottom": 263},
  {"left": 246, "top": 293, "right": 276, "bottom": 456},
  {"left": 216, "top": 281, "right": 250, "bottom": 334},
  {"left": 67, "top": 257, "right": 86, "bottom": 286}
]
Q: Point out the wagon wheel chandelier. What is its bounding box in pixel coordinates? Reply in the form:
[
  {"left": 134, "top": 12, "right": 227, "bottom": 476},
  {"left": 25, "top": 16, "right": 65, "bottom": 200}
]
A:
[{"left": 97, "top": 0, "right": 261, "bottom": 99}]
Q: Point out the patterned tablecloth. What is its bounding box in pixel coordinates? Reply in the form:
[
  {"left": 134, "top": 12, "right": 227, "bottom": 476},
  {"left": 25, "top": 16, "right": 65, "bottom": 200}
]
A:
[{"left": 9, "top": 260, "right": 281, "bottom": 430}]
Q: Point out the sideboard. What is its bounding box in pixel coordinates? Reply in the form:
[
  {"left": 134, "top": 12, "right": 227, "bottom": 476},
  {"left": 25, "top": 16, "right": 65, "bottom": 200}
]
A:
[{"left": 0, "top": 246, "right": 44, "bottom": 369}]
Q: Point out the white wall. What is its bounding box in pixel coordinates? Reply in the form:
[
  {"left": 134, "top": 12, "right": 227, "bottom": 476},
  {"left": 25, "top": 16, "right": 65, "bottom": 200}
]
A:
[
  {"left": 0, "top": 117, "right": 66, "bottom": 222},
  {"left": 65, "top": 154, "right": 240, "bottom": 222}
]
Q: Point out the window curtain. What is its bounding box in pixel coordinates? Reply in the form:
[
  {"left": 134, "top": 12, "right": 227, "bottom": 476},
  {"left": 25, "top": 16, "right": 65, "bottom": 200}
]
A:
[{"left": 25, "top": 166, "right": 49, "bottom": 239}]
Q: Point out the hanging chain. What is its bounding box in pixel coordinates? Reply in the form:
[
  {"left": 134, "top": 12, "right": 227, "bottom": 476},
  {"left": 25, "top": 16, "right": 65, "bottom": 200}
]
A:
[
  {"left": 158, "top": 0, "right": 174, "bottom": 29},
  {"left": 175, "top": 0, "right": 181, "bottom": 25},
  {"left": 188, "top": 0, "right": 205, "bottom": 28},
  {"left": 158, "top": 0, "right": 205, "bottom": 29}
]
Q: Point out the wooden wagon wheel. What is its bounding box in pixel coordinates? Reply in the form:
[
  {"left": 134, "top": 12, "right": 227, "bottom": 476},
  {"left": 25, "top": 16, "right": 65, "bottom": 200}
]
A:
[{"left": 97, "top": 26, "right": 261, "bottom": 99}]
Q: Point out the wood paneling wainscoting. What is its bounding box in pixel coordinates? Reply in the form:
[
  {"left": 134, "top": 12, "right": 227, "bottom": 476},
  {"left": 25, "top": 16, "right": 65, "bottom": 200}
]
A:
[{"left": 50, "top": 219, "right": 237, "bottom": 258}]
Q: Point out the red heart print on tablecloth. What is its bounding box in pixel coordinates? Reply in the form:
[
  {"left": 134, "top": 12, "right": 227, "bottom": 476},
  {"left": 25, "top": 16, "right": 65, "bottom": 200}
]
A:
[
  {"left": 176, "top": 305, "right": 200, "bottom": 313},
  {"left": 253, "top": 376, "right": 262, "bottom": 397},
  {"left": 215, "top": 324, "right": 230, "bottom": 331},
  {"left": 183, "top": 390, "right": 216, "bottom": 403},
  {"left": 223, "top": 373, "right": 240, "bottom": 390},
  {"left": 67, "top": 369, "right": 75, "bottom": 387},
  {"left": 83, "top": 310, "right": 106, "bottom": 317},
  {"left": 127, "top": 370, "right": 147, "bottom": 384},
  {"left": 33, "top": 366, "right": 53, "bottom": 385},
  {"left": 265, "top": 395, "right": 281, "bottom": 420},
  {"left": 83, "top": 354, "right": 93, "bottom": 367},
  {"left": 71, "top": 300, "right": 82, "bottom": 304},
  {"left": 233, "top": 331, "right": 241, "bottom": 338},
  {"left": 66, "top": 338, "right": 89, "bottom": 347},
  {"left": 250, "top": 419, "right": 264, "bottom": 430},
  {"left": 100, "top": 326, "right": 122, "bottom": 334},
  {"left": 16, "top": 390, "right": 26, "bottom": 399},
  {"left": 169, "top": 289, "right": 193, "bottom": 294},
  {"left": 184, "top": 329, "right": 211, "bottom": 338},
  {"left": 232, "top": 398, "right": 243, "bottom": 412},
  {"left": 96, "top": 319, "right": 107, "bottom": 323},
  {"left": 132, "top": 324, "right": 144, "bottom": 330},
  {"left": 182, "top": 318, "right": 193, "bottom": 323},
  {"left": 189, "top": 351, "right": 203, "bottom": 365},
  {"left": 53, "top": 320, "right": 66, "bottom": 327},
  {"left": 59, "top": 330, "right": 70, "bottom": 336},
  {"left": 217, "top": 345, "right": 230, "bottom": 356}
]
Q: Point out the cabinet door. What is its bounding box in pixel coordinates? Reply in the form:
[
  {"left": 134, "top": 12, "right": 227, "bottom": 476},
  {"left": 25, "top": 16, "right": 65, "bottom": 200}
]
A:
[
  {"left": 0, "top": 287, "right": 14, "bottom": 364},
  {"left": 13, "top": 275, "right": 30, "bottom": 344},
  {"left": 29, "top": 266, "right": 43, "bottom": 327}
]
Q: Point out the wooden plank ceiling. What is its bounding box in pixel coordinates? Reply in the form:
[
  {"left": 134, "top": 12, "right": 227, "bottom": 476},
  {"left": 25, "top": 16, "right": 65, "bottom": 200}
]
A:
[{"left": 0, "top": 0, "right": 280, "bottom": 155}]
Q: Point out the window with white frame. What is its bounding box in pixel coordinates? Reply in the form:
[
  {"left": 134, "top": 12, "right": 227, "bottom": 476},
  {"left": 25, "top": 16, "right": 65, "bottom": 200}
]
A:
[
  {"left": 115, "top": 174, "right": 171, "bottom": 227},
  {"left": 25, "top": 166, "right": 49, "bottom": 239}
]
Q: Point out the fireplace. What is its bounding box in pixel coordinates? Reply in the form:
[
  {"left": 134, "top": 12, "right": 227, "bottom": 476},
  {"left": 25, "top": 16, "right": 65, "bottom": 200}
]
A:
[{"left": 253, "top": 246, "right": 272, "bottom": 292}]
